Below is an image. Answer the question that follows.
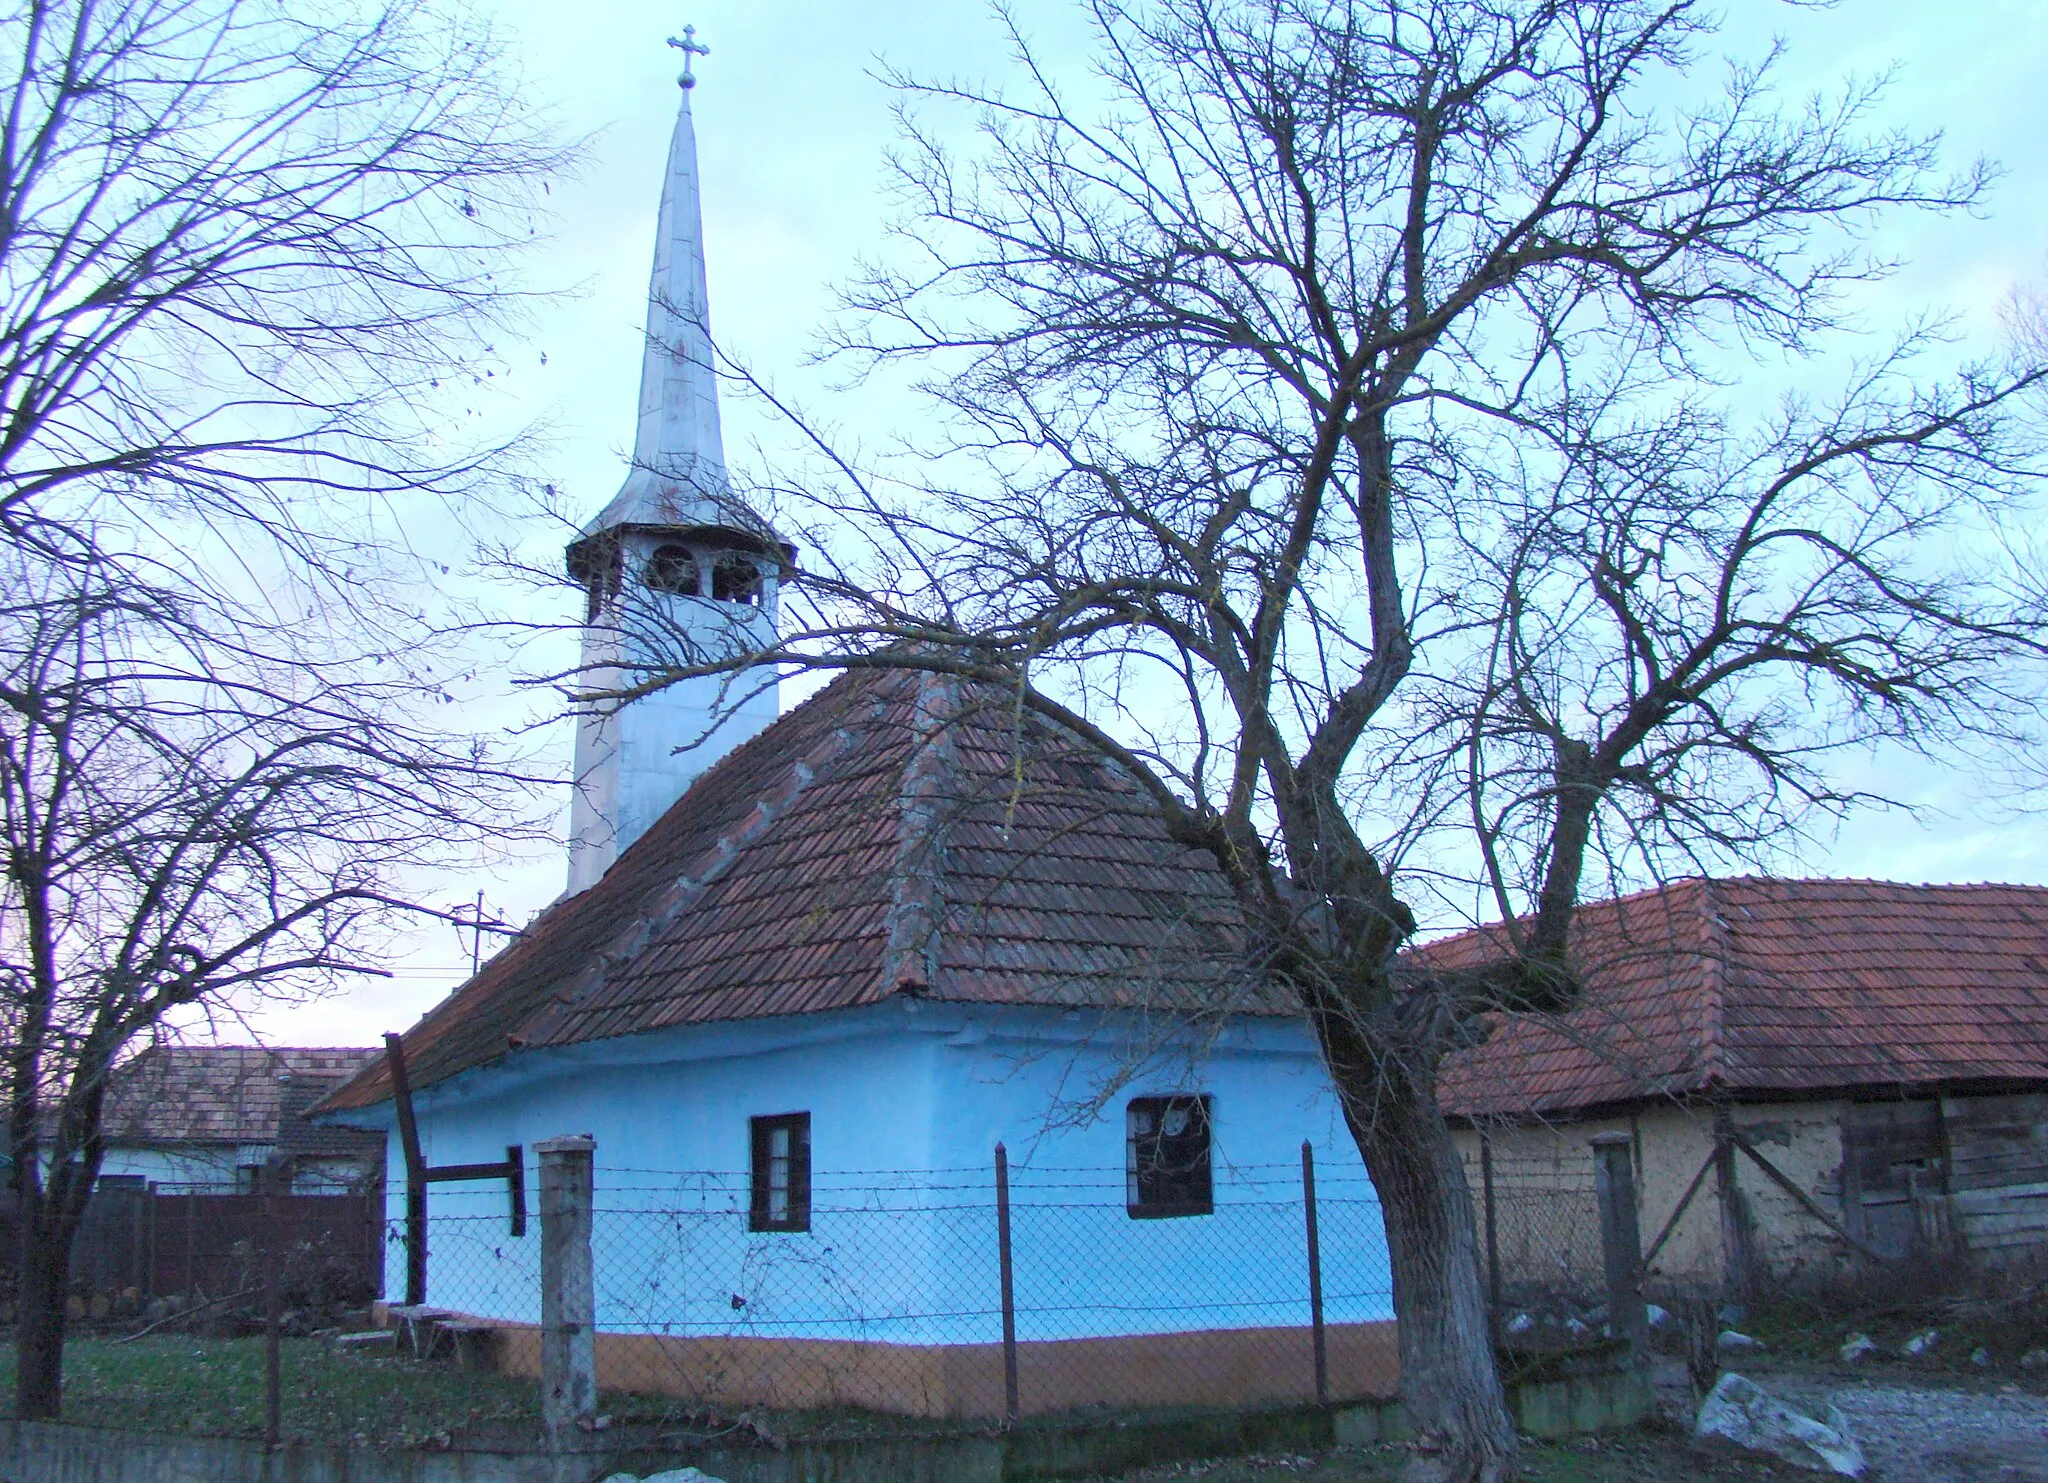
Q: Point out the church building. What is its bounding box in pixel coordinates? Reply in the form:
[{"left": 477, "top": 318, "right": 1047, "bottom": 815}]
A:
[{"left": 320, "top": 37, "right": 1395, "bottom": 1419}]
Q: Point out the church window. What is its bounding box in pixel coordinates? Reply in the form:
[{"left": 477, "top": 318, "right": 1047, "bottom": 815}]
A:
[
  {"left": 1126, "top": 1095, "right": 1212, "bottom": 1218},
  {"left": 644, "top": 543, "right": 700, "bottom": 595},
  {"left": 749, "top": 1112, "right": 810, "bottom": 1232},
  {"left": 711, "top": 552, "right": 762, "bottom": 605}
]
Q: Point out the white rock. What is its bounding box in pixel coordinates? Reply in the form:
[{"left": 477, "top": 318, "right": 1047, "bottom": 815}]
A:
[
  {"left": 643, "top": 1471, "right": 728, "bottom": 1483},
  {"left": 1719, "top": 1329, "right": 1765, "bottom": 1351},
  {"left": 1695, "top": 1373, "right": 1867, "bottom": 1476},
  {"left": 1901, "top": 1328, "right": 1938, "bottom": 1357},
  {"left": 2021, "top": 1347, "right": 2048, "bottom": 1369},
  {"left": 1971, "top": 1346, "right": 1991, "bottom": 1367},
  {"left": 1838, "top": 1333, "right": 1876, "bottom": 1363},
  {"left": 1505, "top": 1312, "right": 1535, "bottom": 1335},
  {"left": 1646, "top": 1303, "right": 1674, "bottom": 1331}
]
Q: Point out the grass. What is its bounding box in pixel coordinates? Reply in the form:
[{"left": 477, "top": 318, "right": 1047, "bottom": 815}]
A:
[
  {"left": 0, "top": 1336, "right": 546, "bottom": 1449},
  {"left": 1086, "top": 1426, "right": 1796, "bottom": 1481},
  {"left": 9, "top": 1328, "right": 1979, "bottom": 1476},
  {"left": 0, "top": 1333, "right": 1820, "bottom": 1478}
]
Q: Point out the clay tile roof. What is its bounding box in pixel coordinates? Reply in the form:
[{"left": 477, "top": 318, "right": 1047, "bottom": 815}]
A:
[
  {"left": 103, "top": 1046, "right": 380, "bottom": 1147},
  {"left": 1433, "top": 877, "right": 2048, "bottom": 1119},
  {"left": 321, "top": 668, "right": 1273, "bottom": 1113}
]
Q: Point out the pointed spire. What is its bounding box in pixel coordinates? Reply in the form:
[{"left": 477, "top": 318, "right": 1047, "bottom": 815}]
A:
[{"left": 578, "top": 27, "right": 768, "bottom": 543}]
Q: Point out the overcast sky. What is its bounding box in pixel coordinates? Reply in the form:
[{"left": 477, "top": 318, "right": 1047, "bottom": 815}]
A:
[{"left": 236, "top": 0, "right": 2048, "bottom": 1049}]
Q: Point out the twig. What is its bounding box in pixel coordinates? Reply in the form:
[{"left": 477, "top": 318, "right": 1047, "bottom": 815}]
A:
[{"left": 113, "top": 1286, "right": 261, "bottom": 1344}]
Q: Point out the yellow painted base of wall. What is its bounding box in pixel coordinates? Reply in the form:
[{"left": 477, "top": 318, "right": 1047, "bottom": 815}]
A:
[{"left": 392, "top": 1308, "right": 1400, "bottom": 1419}]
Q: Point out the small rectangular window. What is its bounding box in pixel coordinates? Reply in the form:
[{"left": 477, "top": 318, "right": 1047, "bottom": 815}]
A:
[
  {"left": 1127, "top": 1095, "right": 1212, "bottom": 1218},
  {"left": 749, "top": 1112, "right": 811, "bottom": 1232}
]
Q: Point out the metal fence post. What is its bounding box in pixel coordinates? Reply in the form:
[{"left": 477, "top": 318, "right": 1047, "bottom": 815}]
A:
[
  {"left": 538, "top": 1136, "right": 597, "bottom": 1447},
  {"left": 1301, "top": 1141, "right": 1328, "bottom": 1406},
  {"left": 1591, "top": 1131, "right": 1648, "bottom": 1358},
  {"left": 995, "top": 1142, "right": 1019, "bottom": 1425},
  {"left": 263, "top": 1182, "right": 282, "bottom": 1451},
  {"left": 1480, "top": 1126, "right": 1501, "bottom": 1346}
]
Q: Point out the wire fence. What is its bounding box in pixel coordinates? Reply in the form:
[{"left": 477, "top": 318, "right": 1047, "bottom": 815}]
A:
[
  {"left": 417, "top": 1152, "right": 1398, "bottom": 1424},
  {"left": 1466, "top": 1135, "right": 1639, "bottom": 1360},
  {"left": 3, "top": 1139, "right": 1654, "bottom": 1452}
]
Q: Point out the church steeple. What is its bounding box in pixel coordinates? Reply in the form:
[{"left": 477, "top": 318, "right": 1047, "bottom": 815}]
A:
[{"left": 564, "top": 33, "right": 787, "bottom": 895}]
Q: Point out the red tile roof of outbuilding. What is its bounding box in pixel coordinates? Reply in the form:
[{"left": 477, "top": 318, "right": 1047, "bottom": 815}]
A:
[
  {"left": 1433, "top": 877, "right": 2048, "bottom": 1119},
  {"left": 321, "top": 668, "right": 1267, "bottom": 1112}
]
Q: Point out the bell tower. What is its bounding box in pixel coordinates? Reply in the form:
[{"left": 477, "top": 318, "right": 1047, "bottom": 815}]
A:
[{"left": 565, "top": 29, "right": 788, "bottom": 894}]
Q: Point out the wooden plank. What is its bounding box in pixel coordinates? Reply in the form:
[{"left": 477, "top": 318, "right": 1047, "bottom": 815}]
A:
[
  {"left": 1950, "top": 1152, "right": 2048, "bottom": 1185},
  {"left": 1947, "top": 1153, "right": 2048, "bottom": 1190},
  {"left": 425, "top": 1161, "right": 513, "bottom": 1184},
  {"left": 1952, "top": 1181, "right": 2048, "bottom": 1208}
]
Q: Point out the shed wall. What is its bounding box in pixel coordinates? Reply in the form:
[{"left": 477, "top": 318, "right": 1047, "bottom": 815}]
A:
[{"left": 1942, "top": 1092, "right": 2048, "bottom": 1256}]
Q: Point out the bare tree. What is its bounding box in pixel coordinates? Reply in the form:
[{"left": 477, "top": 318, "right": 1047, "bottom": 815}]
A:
[
  {"left": 0, "top": 0, "right": 563, "bottom": 1419},
  {"left": 1438, "top": 346, "right": 2048, "bottom": 974},
  {"left": 578, "top": 2, "right": 2047, "bottom": 1476},
  {"left": 0, "top": 0, "right": 558, "bottom": 585}
]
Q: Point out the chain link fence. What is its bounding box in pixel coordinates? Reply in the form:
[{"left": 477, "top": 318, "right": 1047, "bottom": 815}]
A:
[
  {"left": 1465, "top": 1132, "right": 1645, "bottom": 1367},
  {"left": 415, "top": 1151, "right": 1397, "bottom": 1427},
  {"left": 7, "top": 1141, "right": 1658, "bottom": 1452}
]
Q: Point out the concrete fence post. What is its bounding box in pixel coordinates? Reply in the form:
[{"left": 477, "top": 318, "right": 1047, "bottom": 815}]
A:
[
  {"left": 537, "top": 1135, "right": 597, "bottom": 1447},
  {"left": 1590, "top": 1132, "right": 1648, "bottom": 1359}
]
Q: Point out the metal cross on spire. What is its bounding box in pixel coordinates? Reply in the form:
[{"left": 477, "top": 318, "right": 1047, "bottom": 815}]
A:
[{"left": 667, "top": 24, "right": 709, "bottom": 89}]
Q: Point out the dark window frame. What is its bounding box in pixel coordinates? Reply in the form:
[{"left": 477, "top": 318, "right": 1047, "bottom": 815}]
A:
[
  {"left": 1126, "top": 1094, "right": 1213, "bottom": 1219},
  {"left": 749, "top": 1112, "right": 812, "bottom": 1233}
]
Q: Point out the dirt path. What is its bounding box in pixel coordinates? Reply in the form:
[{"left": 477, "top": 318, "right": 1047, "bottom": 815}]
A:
[{"left": 1767, "top": 1373, "right": 2048, "bottom": 1482}]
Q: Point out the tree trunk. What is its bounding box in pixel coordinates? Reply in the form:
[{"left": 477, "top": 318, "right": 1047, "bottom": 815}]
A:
[
  {"left": 15, "top": 1199, "right": 76, "bottom": 1420},
  {"left": 1344, "top": 1055, "right": 1519, "bottom": 1483}
]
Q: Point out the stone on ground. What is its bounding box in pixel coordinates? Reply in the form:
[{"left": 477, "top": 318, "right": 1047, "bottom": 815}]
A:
[
  {"left": 1902, "top": 1328, "right": 1939, "bottom": 1357},
  {"left": 1695, "top": 1372, "right": 1867, "bottom": 1476},
  {"left": 1839, "top": 1333, "right": 1876, "bottom": 1363}
]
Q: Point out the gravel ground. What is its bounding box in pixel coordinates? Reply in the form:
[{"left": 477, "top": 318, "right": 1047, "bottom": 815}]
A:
[{"left": 1766, "top": 1374, "right": 2048, "bottom": 1482}]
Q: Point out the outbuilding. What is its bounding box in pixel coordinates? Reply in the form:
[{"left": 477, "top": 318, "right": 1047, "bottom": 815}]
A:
[{"left": 1432, "top": 877, "right": 2048, "bottom": 1295}]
